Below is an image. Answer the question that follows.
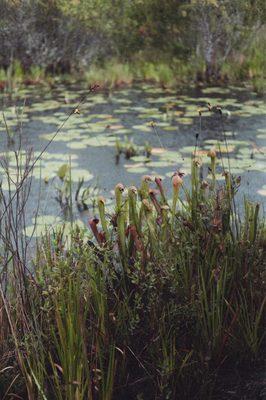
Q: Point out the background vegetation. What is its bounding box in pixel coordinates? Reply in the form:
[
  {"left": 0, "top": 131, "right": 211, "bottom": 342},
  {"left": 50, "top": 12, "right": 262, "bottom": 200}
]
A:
[{"left": 0, "top": 0, "right": 265, "bottom": 88}]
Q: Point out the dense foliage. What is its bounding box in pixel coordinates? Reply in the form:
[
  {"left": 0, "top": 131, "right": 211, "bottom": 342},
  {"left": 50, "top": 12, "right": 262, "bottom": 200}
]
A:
[{"left": 0, "top": 0, "right": 265, "bottom": 84}]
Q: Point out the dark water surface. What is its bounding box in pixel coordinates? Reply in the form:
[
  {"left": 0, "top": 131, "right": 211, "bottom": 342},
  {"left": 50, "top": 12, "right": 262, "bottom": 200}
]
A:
[{"left": 0, "top": 82, "right": 265, "bottom": 235}]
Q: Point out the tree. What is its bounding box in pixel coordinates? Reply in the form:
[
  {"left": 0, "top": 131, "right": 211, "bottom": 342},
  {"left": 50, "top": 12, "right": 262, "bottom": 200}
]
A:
[{"left": 186, "top": 0, "right": 266, "bottom": 81}]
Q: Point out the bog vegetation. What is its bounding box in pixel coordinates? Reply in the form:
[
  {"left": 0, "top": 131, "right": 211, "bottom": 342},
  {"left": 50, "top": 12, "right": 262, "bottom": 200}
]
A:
[
  {"left": 0, "top": 1, "right": 265, "bottom": 399},
  {"left": 0, "top": 140, "right": 265, "bottom": 398}
]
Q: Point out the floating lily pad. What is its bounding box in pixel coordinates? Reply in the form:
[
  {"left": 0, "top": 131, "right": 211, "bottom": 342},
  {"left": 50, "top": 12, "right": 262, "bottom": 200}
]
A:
[
  {"left": 257, "top": 189, "right": 266, "bottom": 196},
  {"left": 130, "top": 155, "right": 151, "bottom": 163},
  {"left": 126, "top": 166, "right": 149, "bottom": 174},
  {"left": 69, "top": 168, "right": 93, "bottom": 181},
  {"left": 113, "top": 108, "right": 131, "bottom": 114},
  {"left": 41, "top": 153, "right": 78, "bottom": 161},
  {"left": 178, "top": 117, "right": 194, "bottom": 125},
  {"left": 146, "top": 160, "right": 174, "bottom": 168},
  {"left": 82, "top": 136, "right": 116, "bottom": 147},
  {"left": 180, "top": 146, "right": 198, "bottom": 154},
  {"left": 159, "top": 151, "right": 181, "bottom": 162},
  {"left": 66, "top": 141, "right": 88, "bottom": 150},
  {"left": 154, "top": 122, "right": 170, "bottom": 128},
  {"left": 257, "top": 134, "right": 266, "bottom": 139},
  {"left": 163, "top": 126, "right": 179, "bottom": 131},
  {"left": 202, "top": 87, "right": 231, "bottom": 95},
  {"left": 132, "top": 124, "right": 152, "bottom": 132},
  {"left": 115, "top": 128, "right": 132, "bottom": 135},
  {"left": 151, "top": 147, "right": 166, "bottom": 155},
  {"left": 40, "top": 132, "right": 75, "bottom": 142}
]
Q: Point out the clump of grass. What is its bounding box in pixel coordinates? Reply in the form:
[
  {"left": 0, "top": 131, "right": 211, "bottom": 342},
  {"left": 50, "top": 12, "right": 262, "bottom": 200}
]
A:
[
  {"left": 0, "top": 59, "right": 50, "bottom": 94},
  {"left": 0, "top": 68, "right": 6, "bottom": 82},
  {"left": 26, "top": 65, "right": 46, "bottom": 83},
  {"left": 85, "top": 59, "right": 189, "bottom": 88},
  {"left": 252, "top": 76, "right": 266, "bottom": 96},
  {"left": 133, "top": 61, "right": 176, "bottom": 86},
  {"left": 0, "top": 153, "right": 265, "bottom": 399},
  {"left": 85, "top": 61, "right": 133, "bottom": 88}
]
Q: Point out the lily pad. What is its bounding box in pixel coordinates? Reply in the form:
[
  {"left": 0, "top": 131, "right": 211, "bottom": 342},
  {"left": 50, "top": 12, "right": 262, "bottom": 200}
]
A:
[
  {"left": 132, "top": 124, "right": 152, "bottom": 132},
  {"left": 126, "top": 166, "right": 149, "bottom": 174}
]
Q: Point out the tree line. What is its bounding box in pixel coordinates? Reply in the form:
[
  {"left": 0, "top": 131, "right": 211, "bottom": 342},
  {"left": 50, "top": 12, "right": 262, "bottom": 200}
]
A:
[{"left": 0, "top": 0, "right": 265, "bottom": 81}]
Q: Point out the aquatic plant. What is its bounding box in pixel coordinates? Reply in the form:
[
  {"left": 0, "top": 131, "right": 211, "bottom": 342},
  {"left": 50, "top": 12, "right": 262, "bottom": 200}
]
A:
[{"left": 115, "top": 137, "right": 151, "bottom": 164}]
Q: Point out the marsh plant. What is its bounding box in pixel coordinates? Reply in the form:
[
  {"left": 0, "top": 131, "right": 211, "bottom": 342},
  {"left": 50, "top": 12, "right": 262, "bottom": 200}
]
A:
[
  {"left": 54, "top": 164, "right": 100, "bottom": 214},
  {"left": 75, "top": 178, "right": 101, "bottom": 212},
  {"left": 0, "top": 150, "right": 265, "bottom": 399},
  {"left": 115, "top": 137, "right": 152, "bottom": 164}
]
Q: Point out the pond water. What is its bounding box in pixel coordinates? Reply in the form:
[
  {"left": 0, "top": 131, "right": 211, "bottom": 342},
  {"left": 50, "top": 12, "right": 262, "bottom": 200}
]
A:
[{"left": 0, "top": 82, "right": 265, "bottom": 236}]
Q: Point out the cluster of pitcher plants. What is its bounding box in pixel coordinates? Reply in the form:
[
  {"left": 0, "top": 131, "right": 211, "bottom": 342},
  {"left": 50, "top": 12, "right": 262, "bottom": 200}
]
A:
[{"left": 0, "top": 151, "right": 265, "bottom": 399}]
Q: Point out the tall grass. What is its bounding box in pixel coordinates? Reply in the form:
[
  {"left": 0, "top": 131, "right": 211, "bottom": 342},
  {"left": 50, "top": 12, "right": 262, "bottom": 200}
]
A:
[
  {"left": 0, "top": 51, "right": 264, "bottom": 92},
  {"left": 84, "top": 59, "right": 195, "bottom": 88},
  {"left": 85, "top": 61, "right": 133, "bottom": 89},
  {"left": 0, "top": 145, "right": 265, "bottom": 398}
]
